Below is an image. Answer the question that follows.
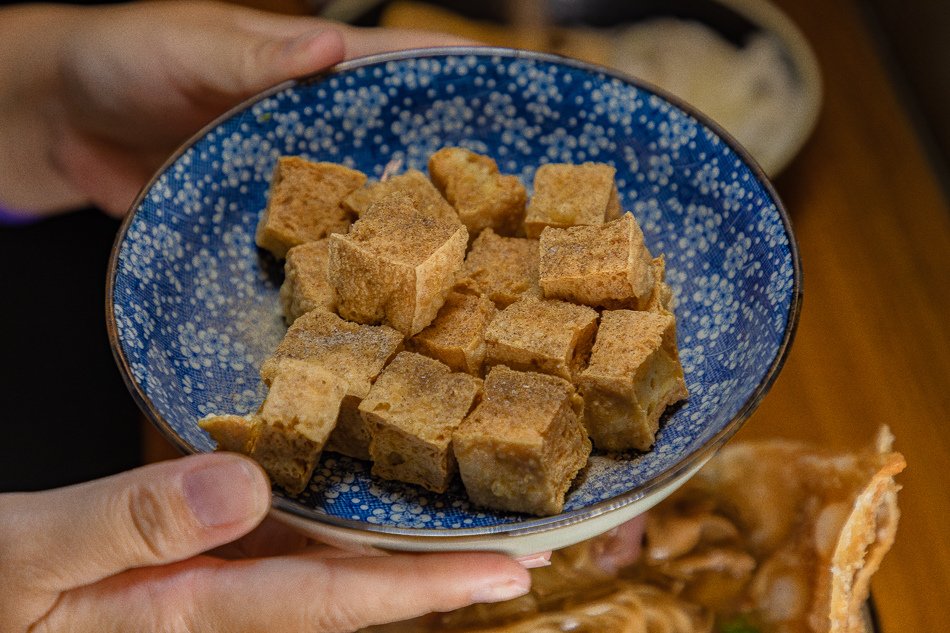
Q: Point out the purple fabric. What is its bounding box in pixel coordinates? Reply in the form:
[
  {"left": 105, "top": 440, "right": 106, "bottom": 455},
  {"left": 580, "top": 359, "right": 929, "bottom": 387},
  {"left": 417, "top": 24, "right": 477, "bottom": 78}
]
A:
[{"left": 0, "top": 204, "right": 39, "bottom": 226}]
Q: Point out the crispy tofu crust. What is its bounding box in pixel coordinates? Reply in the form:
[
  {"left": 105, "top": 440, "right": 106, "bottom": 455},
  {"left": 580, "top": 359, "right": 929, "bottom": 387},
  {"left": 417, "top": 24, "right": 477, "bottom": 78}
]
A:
[
  {"left": 410, "top": 291, "right": 497, "bottom": 375},
  {"left": 538, "top": 213, "right": 655, "bottom": 307},
  {"left": 280, "top": 239, "right": 337, "bottom": 324},
  {"left": 251, "top": 359, "right": 347, "bottom": 494},
  {"left": 255, "top": 156, "right": 365, "bottom": 258},
  {"left": 579, "top": 310, "right": 687, "bottom": 452},
  {"left": 524, "top": 162, "right": 621, "bottom": 238},
  {"left": 342, "top": 169, "right": 459, "bottom": 224},
  {"left": 429, "top": 147, "right": 527, "bottom": 236},
  {"left": 260, "top": 310, "right": 403, "bottom": 391},
  {"left": 329, "top": 192, "right": 468, "bottom": 335},
  {"left": 484, "top": 297, "right": 599, "bottom": 381},
  {"left": 453, "top": 366, "right": 590, "bottom": 516},
  {"left": 260, "top": 310, "right": 403, "bottom": 461},
  {"left": 361, "top": 352, "right": 482, "bottom": 493},
  {"left": 198, "top": 414, "right": 261, "bottom": 454},
  {"left": 455, "top": 228, "right": 541, "bottom": 308}
]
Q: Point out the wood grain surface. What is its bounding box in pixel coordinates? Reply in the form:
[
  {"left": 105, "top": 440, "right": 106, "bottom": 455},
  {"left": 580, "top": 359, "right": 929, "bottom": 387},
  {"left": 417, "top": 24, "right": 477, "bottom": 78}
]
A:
[{"left": 741, "top": 1, "right": 950, "bottom": 630}]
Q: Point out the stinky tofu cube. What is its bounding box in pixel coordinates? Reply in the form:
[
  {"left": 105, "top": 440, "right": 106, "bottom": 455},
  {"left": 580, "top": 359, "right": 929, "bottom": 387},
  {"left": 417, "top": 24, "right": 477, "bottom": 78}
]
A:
[
  {"left": 538, "top": 213, "right": 654, "bottom": 308},
  {"left": 328, "top": 192, "right": 468, "bottom": 336},
  {"left": 455, "top": 229, "right": 541, "bottom": 308},
  {"left": 323, "top": 404, "right": 374, "bottom": 461},
  {"left": 260, "top": 310, "right": 403, "bottom": 387},
  {"left": 198, "top": 414, "right": 261, "bottom": 454},
  {"left": 260, "top": 310, "right": 404, "bottom": 460},
  {"left": 410, "top": 292, "right": 497, "bottom": 375},
  {"left": 641, "top": 255, "right": 674, "bottom": 314},
  {"left": 255, "top": 156, "right": 366, "bottom": 259},
  {"left": 579, "top": 310, "right": 688, "bottom": 452},
  {"left": 279, "top": 239, "right": 337, "bottom": 324},
  {"left": 361, "top": 352, "right": 482, "bottom": 493},
  {"left": 484, "top": 297, "right": 598, "bottom": 381},
  {"left": 453, "top": 366, "right": 590, "bottom": 516},
  {"left": 250, "top": 359, "right": 347, "bottom": 494},
  {"left": 524, "top": 162, "right": 621, "bottom": 238},
  {"left": 428, "top": 147, "right": 527, "bottom": 236},
  {"left": 342, "top": 169, "right": 459, "bottom": 224}
]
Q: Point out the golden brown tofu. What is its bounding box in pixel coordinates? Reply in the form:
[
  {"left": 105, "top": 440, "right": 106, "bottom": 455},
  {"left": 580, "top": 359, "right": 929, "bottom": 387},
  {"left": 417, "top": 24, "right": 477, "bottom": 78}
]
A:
[
  {"left": 428, "top": 147, "right": 527, "bottom": 236},
  {"left": 538, "top": 213, "right": 654, "bottom": 308},
  {"left": 455, "top": 229, "right": 541, "bottom": 308},
  {"left": 324, "top": 404, "right": 373, "bottom": 461},
  {"left": 198, "top": 414, "right": 261, "bottom": 454},
  {"left": 361, "top": 352, "right": 482, "bottom": 493},
  {"left": 328, "top": 192, "right": 468, "bottom": 336},
  {"left": 255, "top": 156, "right": 366, "bottom": 259},
  {"left": 250, "top": 359, "right": 347, "bottom": 494},
  {"left": 641, "top": 255, "right": 674, "bottom": 314},
  {"left": 279, "top": 239, "right": 337, "bottom": 324},
  {"left": 524, "top": 162, "right": 621, "bottom": 238},
  {"left": 342, "top": 169, "right": 459, "bottom": 224},
  {"left": 453, "top": 366, "right": 590, "bottom": 516},
  {"left": 579, "top": 310, "right": 687, "bottom": 452},
  {"left": 260, "top": 310, "right": 404, "bottom": 460},
  {"left": 484, "top": 297, "right": 598, "bottom": 381},
  {"left": 410, "top": 292, "right": 496, "bottom": 375},
  {"left": 260, "top": 310, "right": 403, "bottom": 387}
]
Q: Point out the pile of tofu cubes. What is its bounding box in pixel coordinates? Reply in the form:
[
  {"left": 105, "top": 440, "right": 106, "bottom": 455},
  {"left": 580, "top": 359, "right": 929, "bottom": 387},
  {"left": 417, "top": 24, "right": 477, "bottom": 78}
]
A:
[{"left": 199, "top": 148, "right": 687, "bottom": 516}]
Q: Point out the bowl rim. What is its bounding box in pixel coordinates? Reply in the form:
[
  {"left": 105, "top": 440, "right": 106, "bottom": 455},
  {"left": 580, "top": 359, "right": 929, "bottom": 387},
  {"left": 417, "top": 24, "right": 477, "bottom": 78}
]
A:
[{"left": 106, "top": 46, "right": 803, "bottom": 541}]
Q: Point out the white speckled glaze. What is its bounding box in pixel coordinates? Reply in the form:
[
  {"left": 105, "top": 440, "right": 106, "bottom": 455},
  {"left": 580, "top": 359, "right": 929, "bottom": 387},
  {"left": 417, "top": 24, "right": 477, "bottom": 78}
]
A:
[{"left": 108, "top": 48, "right": 801, "bottom": 552}]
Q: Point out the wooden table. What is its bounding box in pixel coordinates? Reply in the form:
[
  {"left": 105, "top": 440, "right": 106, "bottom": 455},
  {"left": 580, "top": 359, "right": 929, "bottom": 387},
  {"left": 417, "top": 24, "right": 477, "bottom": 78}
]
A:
[
  {"left": 142, "top": 0, "right": 950, "bottom": 628},
  {"left": 738, "top": 1, "right": 950, "bottom": 630}
]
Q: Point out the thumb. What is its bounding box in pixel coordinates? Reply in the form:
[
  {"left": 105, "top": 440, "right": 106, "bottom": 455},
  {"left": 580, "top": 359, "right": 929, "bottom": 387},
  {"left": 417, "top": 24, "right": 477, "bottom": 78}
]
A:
[
  {"left": 218, "top": 27, "right": 346, "bottom": 98},
  {"left": 1, "top": 453, "right": 270, "bottom": 592}
]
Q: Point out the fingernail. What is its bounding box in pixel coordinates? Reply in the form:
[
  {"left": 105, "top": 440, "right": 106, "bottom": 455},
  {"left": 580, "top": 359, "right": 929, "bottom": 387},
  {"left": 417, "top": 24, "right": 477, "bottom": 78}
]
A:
[
  {"left": 183, "top": 458, "right": 263, "bottom": 527},
  {"left": 516, "top": 553, "right": 552, "bottom": 569},
  {"left": 470, "top": 577, "right": 531, "bottom": 604}
]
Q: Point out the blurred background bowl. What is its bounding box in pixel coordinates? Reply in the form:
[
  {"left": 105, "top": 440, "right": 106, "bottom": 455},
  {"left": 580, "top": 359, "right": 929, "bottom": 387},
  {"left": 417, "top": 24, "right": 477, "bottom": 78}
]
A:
[
  {"left": 108, "top": 48, "right": 801, "bottom": 555},
  {"left": 347, "top": 0, "right": 823, "bottom": 176}
]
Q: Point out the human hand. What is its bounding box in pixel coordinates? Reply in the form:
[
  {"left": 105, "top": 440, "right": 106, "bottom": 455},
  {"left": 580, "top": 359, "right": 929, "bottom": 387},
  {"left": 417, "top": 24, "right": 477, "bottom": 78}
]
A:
[
  {"left": 0, "top": 1, "right": 472, "bottom": 217},
  {"left": 594, "top": 513, "right": 647, "bottom": 573},
  {"left": 0, "top": 452, "right": 530, "bottom": 632}
]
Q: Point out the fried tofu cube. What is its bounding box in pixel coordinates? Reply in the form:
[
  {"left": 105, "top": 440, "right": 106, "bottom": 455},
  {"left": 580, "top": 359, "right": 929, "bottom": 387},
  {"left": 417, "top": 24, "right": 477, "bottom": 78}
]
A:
[
  {"left": 342, "top": 169, "right": 459, "bottom": 224},
  {"left": 260, "top": 310, "right": 404, "bottom": 460},
  {"left": 255, "top": 156, "right": 366, "bottom": 259},
  {"left": 524, "top": 162, "right": 621, "bottom": 238},
  {"left": 279, "top": 239, "right": 336, "bottom": 324},
  {"left": 484, "top": 297, "right": 598, "bottom": 381},
  {"left": 361, "top": 352, "right": 482, "bottom": 493},
  {"left": 329, "top": 192, "right": 468, "bottom": 336},
  {"left": 641, "top": 255, "right": 674, "bottom": 314},
  {"left": 538, "top": 213, "right": 654, "bottom": 308},
  {"left": 453, "top": 366, "right": 590, "bottom": 516},
  {"left": 250, "top": 359, "right": 347, "bottom": 494},
  {"left": 198, "top": 414, "right": 261, "bottom": 453},
  {"left": 324, "top": 405, "right": 374, "bottom": 461},
  {"left": 579, "top": 310, "right": 688, "bottom": 452},
  {"left": 410, "top": 292, "right": 497, "bottom": 375},
  {"left": 261, "top": 310, "right": 403, "bottom": 387},
  {"left": 455, "top": 229, "right": 541, "bottom": 308},
  {"left": 428, "top": 147, "right": 527, "bottom": 236}
]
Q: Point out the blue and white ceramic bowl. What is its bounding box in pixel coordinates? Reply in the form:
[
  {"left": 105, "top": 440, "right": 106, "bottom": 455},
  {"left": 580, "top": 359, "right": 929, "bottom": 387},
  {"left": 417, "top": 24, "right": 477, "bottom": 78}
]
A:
[{"left": 108, "top": 48, "right": 801, "bottom": 555}]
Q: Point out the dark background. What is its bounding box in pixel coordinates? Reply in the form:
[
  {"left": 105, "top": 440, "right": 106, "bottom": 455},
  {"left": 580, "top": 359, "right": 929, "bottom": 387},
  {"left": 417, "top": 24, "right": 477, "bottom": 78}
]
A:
[{"left": 0, "top": 211, "right": 142, "bottom": 490}]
